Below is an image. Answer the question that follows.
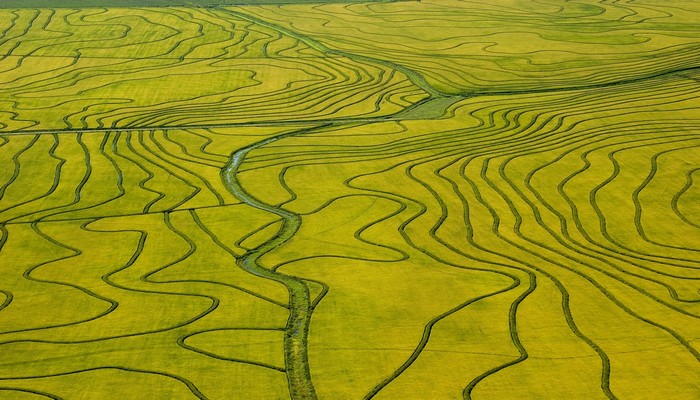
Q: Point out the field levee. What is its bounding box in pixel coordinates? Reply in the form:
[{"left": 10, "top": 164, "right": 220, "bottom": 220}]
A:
[{"left": 0, "top": 1, "right": 698, "bottom": 399}]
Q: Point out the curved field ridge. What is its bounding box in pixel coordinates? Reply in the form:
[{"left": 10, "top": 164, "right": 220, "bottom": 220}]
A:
[
  {"left": 241, "top": 70, "right": 700, "bottom": 399},
  {"left": 0, "top": 0, "right": 699, "bottom": 399},
  {"left": 243, "top": 0, "right": 700, "bottom": 94},
  {"left": 0, "top": 7, "right": 426, "bottom": 132}
]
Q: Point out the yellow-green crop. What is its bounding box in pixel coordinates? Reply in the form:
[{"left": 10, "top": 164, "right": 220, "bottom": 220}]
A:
[{"left": 0, "top": 1, "right": 698, "bottom": 399}]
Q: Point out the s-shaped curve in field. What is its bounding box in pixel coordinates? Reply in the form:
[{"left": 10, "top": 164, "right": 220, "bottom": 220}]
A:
[
  {"left": 212, "top": 7, "right": 448, "bottom": 398},
  {"left": 221, "top": 125, "right": 329, "bottom": 400}
]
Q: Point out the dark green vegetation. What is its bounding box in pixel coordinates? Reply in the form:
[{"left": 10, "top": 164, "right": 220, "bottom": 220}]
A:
[{"left": 0, "top": 1, "right": 699, "bottom": 399}]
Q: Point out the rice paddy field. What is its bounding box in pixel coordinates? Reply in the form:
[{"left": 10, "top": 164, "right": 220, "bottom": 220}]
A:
[{"left": 0, "top": 0, "right": 698, "bottom": 399}]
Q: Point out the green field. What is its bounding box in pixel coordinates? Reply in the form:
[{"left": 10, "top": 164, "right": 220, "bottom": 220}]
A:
[
  {"left": 0, "top": 1, "right": 698, "bottom": 399},
  {"left": 0, "top": 1, "right": 382, "bottom": 8}
]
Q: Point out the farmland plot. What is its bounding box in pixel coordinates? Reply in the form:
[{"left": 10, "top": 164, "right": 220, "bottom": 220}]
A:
[{"left": 0, "top": 1, "right": 698, "bottom": 399}]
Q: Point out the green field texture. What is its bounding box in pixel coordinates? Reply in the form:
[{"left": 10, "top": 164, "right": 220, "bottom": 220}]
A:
[
  {"left": 0, "top": 0, "right": 385, "bottom": 8},
  {"left": 0, "top": 7, "right": 425, "bottom": 132},
  {"left": 243, "top": 0, "right": 700, "bottom": 94},
  {"left": 0, "top": 1, "right": 699, "bottom": 399}
]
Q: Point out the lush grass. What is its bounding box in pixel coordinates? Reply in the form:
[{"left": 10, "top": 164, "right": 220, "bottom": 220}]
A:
[
  {"left": 0, "top": 1, "right": 699, "bottom": 399},
  {"left": 0, "top": 8, "right": 426, "bottom": 132},
  {"left": 243, "top": 0, "right": 700, "bottom": 94},
  {"left": 243, "top": 74, "right": 700, "bottom": 398},
  {"left": 0, "top": 0, "right": 387, "bottom": 8}
]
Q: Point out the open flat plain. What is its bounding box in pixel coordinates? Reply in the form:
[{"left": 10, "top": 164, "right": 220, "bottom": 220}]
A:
[{"left": 0, "top": 1, "right": 698, "bottom": 399}]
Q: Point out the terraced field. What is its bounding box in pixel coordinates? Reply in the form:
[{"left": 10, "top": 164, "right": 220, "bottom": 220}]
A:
[{"left": 0, "top": 1, "right": 698, "bottom": 399}]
